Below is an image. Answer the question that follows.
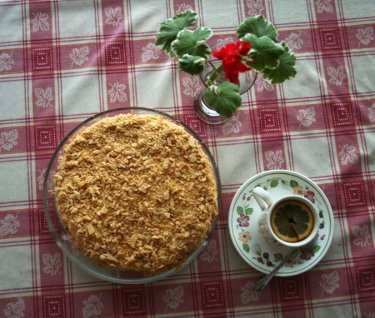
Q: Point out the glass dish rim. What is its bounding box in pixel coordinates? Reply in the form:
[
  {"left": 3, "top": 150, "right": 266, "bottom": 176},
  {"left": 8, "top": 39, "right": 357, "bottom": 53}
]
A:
[{"left": 42, "top": 107, "right": 222, "bottom": 284}]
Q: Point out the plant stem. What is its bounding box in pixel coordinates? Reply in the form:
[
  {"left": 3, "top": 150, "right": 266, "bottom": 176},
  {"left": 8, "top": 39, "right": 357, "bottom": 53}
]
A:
[
  {"left": 208, "top": 60, "right": 218, "bottom": 72},
  {"left": 206, "top": 61, "right": 223, "bottom": 86}
]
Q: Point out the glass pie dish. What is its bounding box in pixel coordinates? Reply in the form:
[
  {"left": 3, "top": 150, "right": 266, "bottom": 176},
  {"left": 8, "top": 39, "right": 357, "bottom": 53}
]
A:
[{"left": 43, "top": 107, "right": 221, "bottom": 284}]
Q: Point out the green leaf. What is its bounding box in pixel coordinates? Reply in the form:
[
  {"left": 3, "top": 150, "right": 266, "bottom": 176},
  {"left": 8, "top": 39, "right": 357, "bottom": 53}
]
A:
[
  {"left": 263, "top": 43, "right": 297, "bottom": 84},
  {"left": 178, "top": 54, "right": 206, "bottom": 75},
  {"left": 252, "top": 243, "right": 261, "bottom": 255},
  {"left": 274, "top": 253, "right": 284, "bottom": 261},
  {"left": 243, "top": 34, "right": 284, "bottom": 71},
  {"left": 243, "top": 243, "right": 250, "bottom": 253},
  {"left": 171, "top": 27, "right": 212, "bottom": 58},
  {"left": 203, "top": 81, "right": 242, "bottom": 118},
  {"left": 290, "top": 180, "right": 299, "bottom": 188},
  {"left": 270, "top": 179, "right": 279, "bottom": 188},
  {"left": 245, "top": 207, "right": 253, "bottom": 215},
  {"left": 312, "top": 245, "right": 321, "bottom": 253},
  {"left": 237, "top": 206, "right": 244, "bottom": 215},
  {"left": 237, "top": 15, "right": 278, "bottom": 41},
  {"left": 155, "top": 10, "right": 198, "bottom": 56}
]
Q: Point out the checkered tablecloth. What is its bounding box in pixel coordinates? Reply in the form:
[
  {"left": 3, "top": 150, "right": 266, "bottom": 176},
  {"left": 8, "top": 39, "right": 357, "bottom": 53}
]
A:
[{"left": 0, "top": 0, "right": 374, "bottom": 317}]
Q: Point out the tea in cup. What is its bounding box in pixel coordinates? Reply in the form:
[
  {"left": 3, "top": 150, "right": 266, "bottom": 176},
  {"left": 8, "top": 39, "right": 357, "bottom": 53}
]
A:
[{"left": 252, "top": 187, "right": 319, "bottom": 248}]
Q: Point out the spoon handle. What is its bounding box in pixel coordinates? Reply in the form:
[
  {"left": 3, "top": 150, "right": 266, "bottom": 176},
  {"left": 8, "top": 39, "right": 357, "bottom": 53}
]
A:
[{"left": 253, "top": 250, "right": 298, "bottom": 293}]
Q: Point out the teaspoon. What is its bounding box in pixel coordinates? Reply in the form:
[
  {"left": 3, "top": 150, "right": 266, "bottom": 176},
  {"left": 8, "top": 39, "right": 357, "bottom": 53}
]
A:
[{"left": 253, "top": 249, "right": 299, "bottom": 293}]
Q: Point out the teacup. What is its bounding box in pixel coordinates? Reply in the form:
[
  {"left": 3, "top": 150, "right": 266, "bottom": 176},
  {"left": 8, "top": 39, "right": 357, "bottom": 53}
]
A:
[{"left": 253, "top": 187, "right": 319, "bottom": 248}]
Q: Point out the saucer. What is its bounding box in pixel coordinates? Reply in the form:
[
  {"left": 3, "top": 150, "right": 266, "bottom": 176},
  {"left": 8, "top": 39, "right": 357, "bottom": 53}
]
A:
[{"left": 228, "top": 170, "right": 334, "bottom": 277}]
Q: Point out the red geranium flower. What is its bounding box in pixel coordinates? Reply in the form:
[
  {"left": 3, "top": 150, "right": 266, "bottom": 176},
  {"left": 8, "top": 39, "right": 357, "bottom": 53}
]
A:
[{"left": 213, "top": 41, "right": 252, "bottom": 84}]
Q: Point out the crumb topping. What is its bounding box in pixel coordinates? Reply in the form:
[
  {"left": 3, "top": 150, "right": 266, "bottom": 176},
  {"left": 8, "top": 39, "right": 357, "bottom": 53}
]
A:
[{"left": 54, "top": 114, "right": 218, "bottom": 272}]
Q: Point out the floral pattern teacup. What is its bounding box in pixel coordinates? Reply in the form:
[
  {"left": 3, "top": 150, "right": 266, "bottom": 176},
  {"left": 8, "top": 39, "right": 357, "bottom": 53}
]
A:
[{"left": 253, "top": 186, "right": 320, "bottom": 248}]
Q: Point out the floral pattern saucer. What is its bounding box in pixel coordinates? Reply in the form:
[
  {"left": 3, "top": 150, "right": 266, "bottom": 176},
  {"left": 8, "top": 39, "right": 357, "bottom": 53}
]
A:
[{"left": 228, "top": 170, "right": 334, "bottom": 276}]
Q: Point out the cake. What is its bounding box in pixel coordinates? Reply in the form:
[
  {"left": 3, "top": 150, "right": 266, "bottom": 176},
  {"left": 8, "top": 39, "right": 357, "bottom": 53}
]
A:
[{"left": 54, "top": 114, "right": 218, "bottom": 273}]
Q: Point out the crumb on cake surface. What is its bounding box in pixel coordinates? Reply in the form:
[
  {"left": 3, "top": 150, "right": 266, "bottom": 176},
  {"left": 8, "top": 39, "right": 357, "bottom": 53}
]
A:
[{"left": 54, "top": 114, "right": 218, "bottom": 272}]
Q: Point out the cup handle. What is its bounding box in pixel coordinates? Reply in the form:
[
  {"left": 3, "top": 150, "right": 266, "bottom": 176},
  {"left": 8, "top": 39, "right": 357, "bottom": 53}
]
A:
[{"left": 252, "top": 187, "right": 274, "bottom": 211}]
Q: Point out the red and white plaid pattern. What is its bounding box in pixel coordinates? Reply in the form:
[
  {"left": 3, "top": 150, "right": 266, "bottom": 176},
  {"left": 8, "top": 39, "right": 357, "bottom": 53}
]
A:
[{"left": 0, "top": 0, "right": 374, "bottom": 317}]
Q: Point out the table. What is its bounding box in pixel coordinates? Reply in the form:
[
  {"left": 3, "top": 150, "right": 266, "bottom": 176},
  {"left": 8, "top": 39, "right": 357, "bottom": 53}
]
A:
[{"left": 0, "top": 0, "right": 374, "bottom": 317}]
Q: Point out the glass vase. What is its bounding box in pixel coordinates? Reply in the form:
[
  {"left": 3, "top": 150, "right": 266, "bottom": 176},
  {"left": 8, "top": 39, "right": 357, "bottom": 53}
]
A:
[{"left": 195, "top": 60, "right": 257, "bottom": 125}]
